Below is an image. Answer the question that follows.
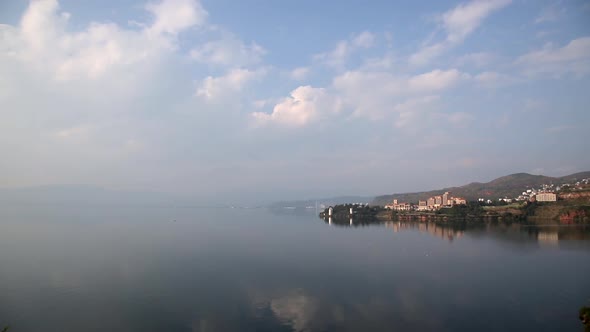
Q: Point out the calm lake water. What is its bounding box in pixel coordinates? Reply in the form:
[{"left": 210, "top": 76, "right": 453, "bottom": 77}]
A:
[{"left": 1, "top": 206, "right": 589, "bottom": 331}]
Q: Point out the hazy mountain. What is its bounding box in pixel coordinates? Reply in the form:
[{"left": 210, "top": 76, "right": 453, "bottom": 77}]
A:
[
  {"left": 268, "top": 196, "right": 373, "bottom": 209},
  {"left": 0, "top": 185, "right": 188, "bottom": 207},
  {"left": 372, "top": 171, "right": 590, "bottom": 205}
]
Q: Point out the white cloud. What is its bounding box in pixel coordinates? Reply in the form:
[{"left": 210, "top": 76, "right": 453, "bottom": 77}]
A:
[
  {"left": 289, "top": 67, "right": 310, "bottom": 81},
  {"left": 410, "top": 0, "right": 511, "bottom": 65},
  {"left": 0, "top": 0, "right": 208, "bottom": 81},
  {"left": 331, "top": 69, "right": 466, "bottom": 120},
  {"left": 251, "top": 86, "right": 342, "bottom": 127},
  {"left": 393, "top": 96, "right": 440, "bottom": 128},
  {"left": 474, "top": 71, "right": 514, "bottom": 87},
  {"left": 314, "top": 31, "right": 375, "bottom": 68},
  {"left": 516, "top": 37, "right": 590, "bottom": 76},
  {"left": 196, "top": 68, "right": 265, "bottom": 100},
  {"left": 332, "top": 70, "right": 402, "bottom": 119},
  {"left": 391, "top": 97, "right": 472, "bottom": 130},
  {"left": 359, "top": 53, "right": 395, "bottom": 70},
  {"left": 455, "top": 52, "right": 497, "bottom": 67},
  {"left": 190, "top": 33, "right": 266, "bottom": 67},
  {"left": 314, "top": 40, "right": 349, "bottom": 68},
  {"left": 19, "top": 0, "right": 68, "bottom": 53},
  {"left": 0, "top": 0, "right": 271, "bottom": 193},
  {"left": 442, "top": 0, "right": 512, "bottom": 43},
  {"left": 409, "top": 43, "right": 446, "bottom": 66},
  {"left": 352, "top": 31, "right": 375, "bottom": 48},
  {"left": 253, "top": 99, "right": 272, "bottom": 109},
  {"left": 408, "top": 69, "right": 468, "bottom": 91},
  {"left": 145, "top": 0, "right": 208, "bottom": 35}
]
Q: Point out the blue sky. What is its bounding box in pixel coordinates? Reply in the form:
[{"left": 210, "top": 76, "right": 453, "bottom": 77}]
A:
[{"left": 0, "top": 0, "right": 589, "bottom": 203}]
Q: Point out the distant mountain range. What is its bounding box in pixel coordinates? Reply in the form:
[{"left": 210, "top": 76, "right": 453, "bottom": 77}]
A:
[
  {"left": 372, "top": 171, "right": 590, "bottom": 206},
  {"left": 3, "top": 171, "right": 589, "bottom": 208},
  {"left": 0, "top": 185, "right": 186, "bottom": 207},
  {"left": 268, "top": 196, "right": 373, "bottom": 209}
]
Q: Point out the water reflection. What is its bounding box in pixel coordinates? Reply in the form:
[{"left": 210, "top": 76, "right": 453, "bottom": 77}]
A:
[
  {"left": 320, "top": 216, "right": 590, "bottom": 246},
  {"left": 1, "top": 207, "right": 590, "bottom": 331},
  {"left": 385, "top": 221, "right": 465, "bottom": 242}
]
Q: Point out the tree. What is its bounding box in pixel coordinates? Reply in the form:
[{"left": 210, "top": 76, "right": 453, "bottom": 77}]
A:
[{"left": 581, "top": 306, "right": 590, "bottom": 332}]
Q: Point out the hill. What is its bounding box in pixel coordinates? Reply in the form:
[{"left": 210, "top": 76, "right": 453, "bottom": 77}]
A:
[
  {"left": 0, "top": 185, "right": 185, "bottom": 207},
  {"left": 372, "top": 171, "right": 590, "bottom": 206},
  {"left": 268, "top": 196, "right": 373, "bottom": 209}
]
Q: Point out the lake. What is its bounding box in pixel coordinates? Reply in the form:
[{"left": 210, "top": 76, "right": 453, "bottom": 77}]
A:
[{"left": 0, "top": 206, "right": 589, "bottom": 331}]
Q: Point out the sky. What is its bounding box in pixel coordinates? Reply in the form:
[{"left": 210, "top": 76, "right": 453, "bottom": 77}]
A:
[{"left": 0, "top": 0, "right": 589, "bottom": 203}]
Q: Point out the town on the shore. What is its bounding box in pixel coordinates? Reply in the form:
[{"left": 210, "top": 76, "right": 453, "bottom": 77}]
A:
[
  {"left": 319, "top": 177, "right": 590, "bottom": 223},
  {"left": 340, "top": 177, "right": 588, "bottom": 211}
]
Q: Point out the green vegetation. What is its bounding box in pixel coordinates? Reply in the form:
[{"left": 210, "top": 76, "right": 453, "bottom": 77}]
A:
[
  {"left": 580, "top": 306, "right": 590, "bottom": 332},
  {"left": 321, "top": 198, "right": 590, "bottom": 224},
  {"left": 372, "top": 171, "right": 590, "bottom": 205},
  {"left": 436, "top": 204, "right": 485, "bottom": 217},
  {"left": 319, "top": 204, "right": 388, "bottom": 221},
  {"left": 524, "top": 200, "right": 590, "bottom": 223}
]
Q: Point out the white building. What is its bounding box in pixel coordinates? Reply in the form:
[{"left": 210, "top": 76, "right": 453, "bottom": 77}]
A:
[{"left": 535, "top": 192, "right": 557, "bottom": 202}]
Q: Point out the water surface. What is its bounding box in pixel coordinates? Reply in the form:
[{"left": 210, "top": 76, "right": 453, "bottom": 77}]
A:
[{"left": 0, "top": 206, "right": 589, "bottom": 331}]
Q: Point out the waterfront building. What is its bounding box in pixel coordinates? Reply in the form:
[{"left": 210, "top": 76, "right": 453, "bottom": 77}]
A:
[
  {"left": 442, "top": 192, "right": 450, "bottom": 206},
  {"left": 427, "top": 197, "right": 435, "bottom": 206},
  {"left": 535, "top": 192, "right": 557, "bottom": 202},
  {"left": 434, "top": 195, "right": 443, "bottom": 206},
  {"left": 389, "top": 199, "right": 412, "bottom": 211}
]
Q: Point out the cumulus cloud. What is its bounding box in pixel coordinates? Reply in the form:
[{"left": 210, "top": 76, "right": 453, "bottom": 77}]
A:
[
  {"left": 251, "top": 86, "right": 342, "bottom": 127},
  {"left": 196, "top": 68, "right": 266, "bottom": 100},
  {"left": 331, "top": 68, "right": 467, "bottom": 120},
  {"left": 145, "top": 0, "right": 208, "bottom": 35},
  {"left": 251, "top": 67, "right": 468, "bottom": 130},
  {"left": 0, "top": 0, "right": 264, "bottom": 193},
  {"left": 0, "top": 0, "right": 206, "bottom": 81}
]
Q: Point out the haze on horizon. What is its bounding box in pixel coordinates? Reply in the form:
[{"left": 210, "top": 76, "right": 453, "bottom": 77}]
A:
[{"left": 1, "top": 0, "right": 589, "bottom": 204}]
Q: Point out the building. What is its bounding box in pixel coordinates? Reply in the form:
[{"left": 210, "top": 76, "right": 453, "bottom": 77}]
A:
[
  {"left": 434, "top": 195, "right": 443, "bottom": 206},
  {"left": 442, "top": 192, "right": 450, "bottom": 206},
  {"left": 394, "top": 202, "right": 412, "bottom": 211},
  {"left": 427, "top": 197, "right": 435, "bottom": 206},
  {"left": 388, "top": 199, "right": 412, "bottom": 211},
  {"left": 424, "top": 192, "right": 467, "bottom": 210},
  {"left": 535, "top": 192, "right": 557, "bottom": 202},
  {"left": 453, "top": 197, "right": 467, "bottom": 205},
  {"left": 417, "top": 200, "right": 429, "bottom": 211}
]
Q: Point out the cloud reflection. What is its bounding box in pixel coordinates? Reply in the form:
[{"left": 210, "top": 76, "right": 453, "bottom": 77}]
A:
[{"left": 270, "top": 290, "right": 319, "bottom": 331}]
